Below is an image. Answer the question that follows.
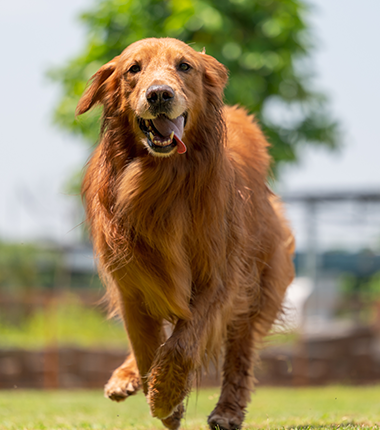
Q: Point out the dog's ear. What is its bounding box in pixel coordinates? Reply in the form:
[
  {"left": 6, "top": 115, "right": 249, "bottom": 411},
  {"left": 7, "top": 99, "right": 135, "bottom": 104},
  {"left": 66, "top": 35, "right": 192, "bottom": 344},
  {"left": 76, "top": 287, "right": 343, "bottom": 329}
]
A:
[
  {"left": 76, "top": 56, "right": 120, "bottom": 116},
  {"left": 200, "top": 52, "right": 228, "bottom": 108}
]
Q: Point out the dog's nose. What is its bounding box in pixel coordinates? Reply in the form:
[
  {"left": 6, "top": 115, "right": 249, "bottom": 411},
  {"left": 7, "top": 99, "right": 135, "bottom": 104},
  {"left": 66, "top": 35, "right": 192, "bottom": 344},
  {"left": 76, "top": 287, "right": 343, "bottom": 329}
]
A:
[{"left": 146, "top": 85, "right": 175, "bottom": 105}]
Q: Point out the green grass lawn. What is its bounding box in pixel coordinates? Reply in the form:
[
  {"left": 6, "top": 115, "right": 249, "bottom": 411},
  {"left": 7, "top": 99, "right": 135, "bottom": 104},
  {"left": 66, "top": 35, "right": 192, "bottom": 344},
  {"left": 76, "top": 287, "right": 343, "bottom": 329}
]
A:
[{"left": 0, "top": 386, "right": 379, "bottom": 430}]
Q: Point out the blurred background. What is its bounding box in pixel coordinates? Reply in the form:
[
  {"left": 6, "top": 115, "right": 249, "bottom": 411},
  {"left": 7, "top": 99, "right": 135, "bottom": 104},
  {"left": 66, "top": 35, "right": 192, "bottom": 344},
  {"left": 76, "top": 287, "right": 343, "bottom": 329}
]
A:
[{"left": 1, "top": 0, "right": 380, "bottom": 389}]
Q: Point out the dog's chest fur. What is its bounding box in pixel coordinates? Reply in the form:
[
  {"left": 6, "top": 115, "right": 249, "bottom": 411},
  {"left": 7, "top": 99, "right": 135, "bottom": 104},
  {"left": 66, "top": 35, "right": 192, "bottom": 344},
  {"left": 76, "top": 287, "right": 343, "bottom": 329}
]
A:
[{"left": 113, "top": 156, "right": 238, "bottom": 320}]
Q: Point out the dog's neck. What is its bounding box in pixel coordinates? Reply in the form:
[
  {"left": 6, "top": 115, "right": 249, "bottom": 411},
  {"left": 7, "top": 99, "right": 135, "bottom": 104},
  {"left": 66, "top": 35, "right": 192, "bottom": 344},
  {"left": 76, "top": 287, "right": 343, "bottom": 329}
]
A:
[{"left": 83, "top": 108, "right": 231, "bottom": 247}]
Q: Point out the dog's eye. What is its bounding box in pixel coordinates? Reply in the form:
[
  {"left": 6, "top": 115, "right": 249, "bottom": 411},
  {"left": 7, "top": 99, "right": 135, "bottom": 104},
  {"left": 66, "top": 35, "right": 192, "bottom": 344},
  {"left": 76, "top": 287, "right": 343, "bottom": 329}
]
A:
[
  {"left": 128, "top": 64, "right": 141, "bottom": 74},
  {"left": 178, "top": 62, "right": 191, "bottom": 72}
]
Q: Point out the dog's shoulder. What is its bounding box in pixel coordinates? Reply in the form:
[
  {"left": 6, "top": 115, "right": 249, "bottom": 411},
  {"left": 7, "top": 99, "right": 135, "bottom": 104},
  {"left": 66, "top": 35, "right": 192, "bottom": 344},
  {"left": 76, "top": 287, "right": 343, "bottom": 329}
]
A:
[{"left": 223, "top": 105, "right": 271, "bottom": 178}]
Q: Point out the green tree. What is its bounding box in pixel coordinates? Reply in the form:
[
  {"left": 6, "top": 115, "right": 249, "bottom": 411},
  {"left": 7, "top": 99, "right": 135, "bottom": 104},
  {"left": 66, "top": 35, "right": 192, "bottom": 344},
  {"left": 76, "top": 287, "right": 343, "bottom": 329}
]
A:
[
  {"left": 0, "top": 242, "right": 61, "bottom": 291},
  {"left": 50, "top": 0, "right": 339, "bottom": 174}
]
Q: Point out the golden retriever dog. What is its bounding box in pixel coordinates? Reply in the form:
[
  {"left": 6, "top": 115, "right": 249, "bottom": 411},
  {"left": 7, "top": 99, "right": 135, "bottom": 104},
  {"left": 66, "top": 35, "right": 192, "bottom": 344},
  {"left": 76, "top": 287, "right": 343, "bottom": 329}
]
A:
[{"left": 77, "top": 37, "right": 294, "bottom": 430}]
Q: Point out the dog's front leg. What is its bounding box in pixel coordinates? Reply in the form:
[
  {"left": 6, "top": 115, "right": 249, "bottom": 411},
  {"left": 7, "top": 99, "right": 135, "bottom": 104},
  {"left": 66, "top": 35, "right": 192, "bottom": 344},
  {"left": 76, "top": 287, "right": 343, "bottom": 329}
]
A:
[
  {"left": 148, "top": 326, "right": 194, "bottom": 420},
  {"left": 107, "top": 294, "right": 165, "bottom": 401},
  {"left": 148, "top": 285, "right": 226, "bottom": 420}
]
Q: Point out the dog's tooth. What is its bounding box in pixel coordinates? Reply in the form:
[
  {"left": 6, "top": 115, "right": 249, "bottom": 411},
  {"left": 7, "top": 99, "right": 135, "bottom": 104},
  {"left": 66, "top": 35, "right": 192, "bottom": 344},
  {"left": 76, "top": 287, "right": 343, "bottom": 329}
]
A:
[
  {"left": 170, "top": 131, "right": 174, "bottom": 140},
  {"left": 149, "top": 132, "right": 154, "bottom": 141},
  {"left": 145, "top": 120, "right": 150, "bottom": 127}
]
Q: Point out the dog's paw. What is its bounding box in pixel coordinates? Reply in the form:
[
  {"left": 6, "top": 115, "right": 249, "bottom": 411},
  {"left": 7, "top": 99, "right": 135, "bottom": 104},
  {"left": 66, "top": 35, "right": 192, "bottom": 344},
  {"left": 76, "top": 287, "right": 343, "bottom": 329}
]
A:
[
  {"left": 148, "top": 340, "right": 193, "bottom": 419},
  {"left": 148, "top": 369, "right": 177, "bottom": 419},
  {"left": 208, "top": 404, "right": 244, "bottom": 430},
  {"left": 104, "top": 368, "right": 141, "bottom": 402},
  {"left": 160, "top": 403, "right": 185, "bottom": 430},
  {"left": 148, "top": 363, "right": 191, "bottom": 419}
]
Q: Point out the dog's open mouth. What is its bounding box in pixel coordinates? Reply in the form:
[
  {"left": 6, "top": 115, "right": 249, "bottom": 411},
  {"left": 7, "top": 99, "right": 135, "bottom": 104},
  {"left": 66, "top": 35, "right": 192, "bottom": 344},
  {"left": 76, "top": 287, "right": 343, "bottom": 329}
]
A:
[{"left": 138, "top": 113, "right": 188, "bottom": 155}]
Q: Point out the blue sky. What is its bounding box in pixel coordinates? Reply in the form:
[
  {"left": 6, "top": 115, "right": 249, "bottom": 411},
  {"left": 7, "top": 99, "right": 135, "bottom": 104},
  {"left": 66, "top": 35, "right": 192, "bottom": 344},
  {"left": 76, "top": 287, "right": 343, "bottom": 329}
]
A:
[
  {"left": 280, "top": 0, "right": 380, "bottom": 193},
  {"left": 1, "top": 0, "right": 379, "bottom": 249}
]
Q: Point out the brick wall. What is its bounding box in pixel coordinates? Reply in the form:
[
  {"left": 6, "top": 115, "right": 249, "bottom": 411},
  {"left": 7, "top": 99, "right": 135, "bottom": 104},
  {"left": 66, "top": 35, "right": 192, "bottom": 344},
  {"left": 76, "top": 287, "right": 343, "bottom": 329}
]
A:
[{"left": 1, "top": 326, "right": 379, "bottom": 389}]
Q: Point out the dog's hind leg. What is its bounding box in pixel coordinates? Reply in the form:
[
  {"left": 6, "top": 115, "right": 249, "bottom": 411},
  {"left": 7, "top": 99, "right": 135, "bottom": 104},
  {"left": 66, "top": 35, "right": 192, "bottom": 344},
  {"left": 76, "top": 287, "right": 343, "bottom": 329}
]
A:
[
  {"left": 209, "top": 238, "right": 294, "bottom": 430},
  {"left": 207, "top": 313, "right": 255, "bottom": 430},
  {"left": 208, "top": 241, "right": 294, "bottom": 429}
]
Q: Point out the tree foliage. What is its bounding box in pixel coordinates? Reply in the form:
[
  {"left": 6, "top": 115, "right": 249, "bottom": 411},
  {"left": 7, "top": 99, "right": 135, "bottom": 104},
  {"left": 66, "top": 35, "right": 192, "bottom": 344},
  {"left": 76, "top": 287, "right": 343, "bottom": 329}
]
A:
[
  {"left": 50, "top": 0, "right": 339, "bottom": 172},
  {"left": 0, "top": 242, "right": 60, "bottom": 291}
]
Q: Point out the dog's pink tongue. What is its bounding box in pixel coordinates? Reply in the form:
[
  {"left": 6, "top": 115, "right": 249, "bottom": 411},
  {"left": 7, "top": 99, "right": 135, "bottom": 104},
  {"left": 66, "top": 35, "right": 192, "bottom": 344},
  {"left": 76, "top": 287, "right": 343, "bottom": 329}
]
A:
[{"left": 152, "top": 115, "right": 187, "bottom": 154}]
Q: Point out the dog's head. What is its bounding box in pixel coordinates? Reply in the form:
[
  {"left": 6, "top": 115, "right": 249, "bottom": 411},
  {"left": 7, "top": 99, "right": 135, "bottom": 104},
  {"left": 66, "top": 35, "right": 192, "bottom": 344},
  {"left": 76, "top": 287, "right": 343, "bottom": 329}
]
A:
[{"left": 76, "top": 38, "right": 228, "bottom": 157}]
